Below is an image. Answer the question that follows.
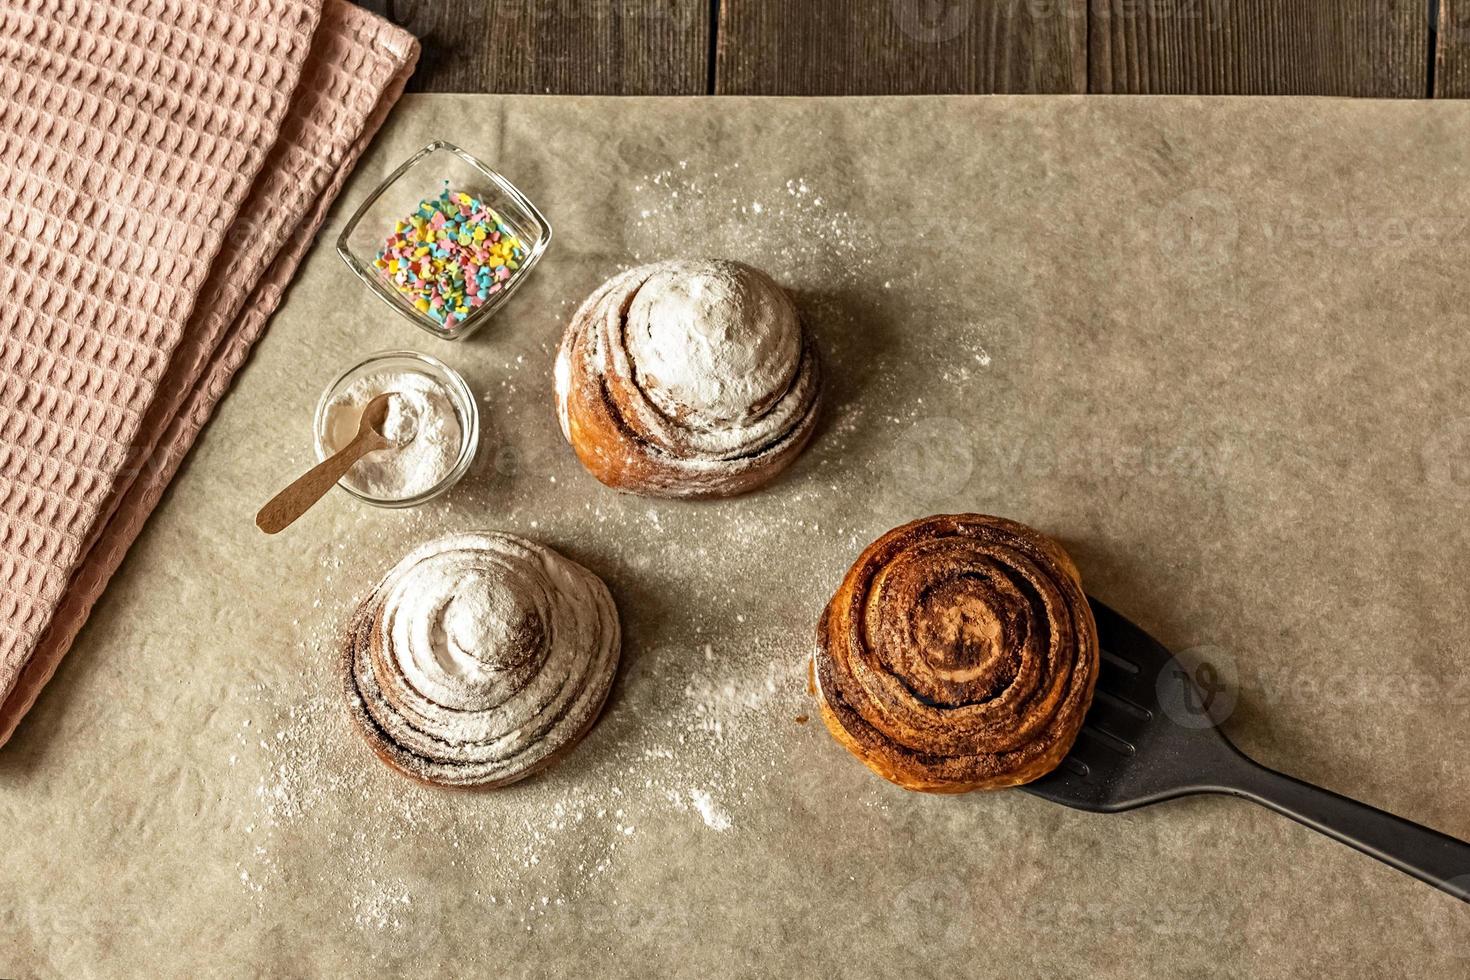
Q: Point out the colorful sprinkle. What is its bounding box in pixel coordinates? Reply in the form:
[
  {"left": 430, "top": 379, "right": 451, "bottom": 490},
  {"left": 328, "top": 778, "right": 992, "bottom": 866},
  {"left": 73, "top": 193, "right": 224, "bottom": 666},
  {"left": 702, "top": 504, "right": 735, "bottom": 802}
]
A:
[{"left": 375, "top": 182, "right": 528, "bottom": 328}]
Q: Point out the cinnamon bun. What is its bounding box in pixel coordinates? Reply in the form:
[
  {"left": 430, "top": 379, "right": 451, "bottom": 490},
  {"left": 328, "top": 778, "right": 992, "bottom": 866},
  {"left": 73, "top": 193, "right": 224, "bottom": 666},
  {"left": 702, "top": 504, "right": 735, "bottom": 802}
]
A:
[
  {"left": 554, "top": 259, "right": 822, "bottom": 498},
  {"left": 341, "top": 532, "right": 621, "bottom": 787},
  {"left": 813, "top": 514, "right": 1098, "bottom": 792}
]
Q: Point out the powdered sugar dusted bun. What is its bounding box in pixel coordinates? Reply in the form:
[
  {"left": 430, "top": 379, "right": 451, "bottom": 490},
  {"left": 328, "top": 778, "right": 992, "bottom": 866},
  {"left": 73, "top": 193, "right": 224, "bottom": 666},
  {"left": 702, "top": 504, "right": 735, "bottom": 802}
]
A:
[
  {"left": 555, "top": 258, "right": 822, "bottom": 498},
  {"left": 342, "top": 532, "right": 621, "bottom": 788}
]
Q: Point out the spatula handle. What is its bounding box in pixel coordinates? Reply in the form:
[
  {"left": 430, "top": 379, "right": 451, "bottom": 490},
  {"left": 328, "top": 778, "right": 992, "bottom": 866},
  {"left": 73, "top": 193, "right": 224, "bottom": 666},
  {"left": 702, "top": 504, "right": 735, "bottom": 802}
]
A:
[{"left": 1223, "top": 756, "right": 1470, "bottom": 901}]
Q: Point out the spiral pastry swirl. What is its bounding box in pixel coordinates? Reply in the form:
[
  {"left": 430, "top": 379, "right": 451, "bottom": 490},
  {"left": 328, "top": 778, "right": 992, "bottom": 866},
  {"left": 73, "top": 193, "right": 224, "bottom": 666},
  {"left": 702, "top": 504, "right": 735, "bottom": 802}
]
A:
[
  {"left": 814, "top": 514, "right": 1098, "bottom": 793},
  {"left": 554, "top": 258, "right": 822, "bottom": 498},
  {"left": 341, "top": 532, "right": 621, "bottom": 787}
]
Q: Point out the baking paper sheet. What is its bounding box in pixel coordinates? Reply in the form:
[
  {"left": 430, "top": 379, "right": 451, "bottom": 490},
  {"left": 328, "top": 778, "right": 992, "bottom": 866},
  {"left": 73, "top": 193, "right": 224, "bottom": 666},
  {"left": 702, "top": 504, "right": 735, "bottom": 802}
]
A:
[{"left": 2, "top": 94, "right": 1467, "bottom": 977}]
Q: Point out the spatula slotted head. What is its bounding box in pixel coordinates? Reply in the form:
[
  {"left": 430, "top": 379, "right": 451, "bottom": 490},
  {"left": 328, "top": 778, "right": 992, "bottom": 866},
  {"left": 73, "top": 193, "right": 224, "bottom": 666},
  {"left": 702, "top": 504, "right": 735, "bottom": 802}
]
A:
[{"left": 1021, "top": 598, "right": 1240, "bottom": 811}]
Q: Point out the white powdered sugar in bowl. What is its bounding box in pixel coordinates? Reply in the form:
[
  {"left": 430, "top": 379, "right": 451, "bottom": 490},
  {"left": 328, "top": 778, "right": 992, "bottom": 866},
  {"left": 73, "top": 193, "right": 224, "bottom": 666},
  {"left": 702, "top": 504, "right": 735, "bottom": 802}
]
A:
[{"left": 315, "top": 351, "right": 478, "bottom": 506}]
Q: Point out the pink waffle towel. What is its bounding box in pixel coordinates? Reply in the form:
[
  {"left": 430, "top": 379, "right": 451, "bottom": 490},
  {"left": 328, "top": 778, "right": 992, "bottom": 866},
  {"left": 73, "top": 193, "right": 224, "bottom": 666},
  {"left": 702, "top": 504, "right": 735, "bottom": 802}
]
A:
[{"left": 0, "top": 0, "right": 418, "bottom": 745}]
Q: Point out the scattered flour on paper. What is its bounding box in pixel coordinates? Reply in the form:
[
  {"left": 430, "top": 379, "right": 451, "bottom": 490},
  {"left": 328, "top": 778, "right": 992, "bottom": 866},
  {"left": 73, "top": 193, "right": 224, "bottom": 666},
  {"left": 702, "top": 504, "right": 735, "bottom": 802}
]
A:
[
  {"left": 629, "top": 168, "right": 885, "bottom": 291},
  {"left": 230, "top": 167, "right": 979, "bottom": 950},
  {"left": 686, "top": 788, "right": 733, "bottom": 832},
  {"left": 231, "top": 507, "right": 806, "bottom": 946}
]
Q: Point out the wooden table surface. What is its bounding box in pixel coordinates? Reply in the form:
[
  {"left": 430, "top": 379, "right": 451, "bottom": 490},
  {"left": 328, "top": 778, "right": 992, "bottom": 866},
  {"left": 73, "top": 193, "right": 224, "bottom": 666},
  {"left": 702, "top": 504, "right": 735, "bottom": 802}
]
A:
[{"left": 354, "top": 1, "right": 1470, "bottom": 98}]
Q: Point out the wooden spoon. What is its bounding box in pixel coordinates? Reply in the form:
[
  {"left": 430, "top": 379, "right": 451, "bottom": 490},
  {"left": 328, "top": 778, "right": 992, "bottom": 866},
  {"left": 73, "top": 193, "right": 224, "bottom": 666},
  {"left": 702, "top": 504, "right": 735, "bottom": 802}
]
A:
[{"left": 256, "top": 392, "right": 396, "bottom": 534}]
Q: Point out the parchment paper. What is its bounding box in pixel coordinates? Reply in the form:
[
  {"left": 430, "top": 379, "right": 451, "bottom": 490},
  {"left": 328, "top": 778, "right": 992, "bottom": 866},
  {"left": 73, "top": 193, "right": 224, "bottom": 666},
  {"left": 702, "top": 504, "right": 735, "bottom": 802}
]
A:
[{"left": 2, "top": 95, "right": 1468, "bottom": 978}]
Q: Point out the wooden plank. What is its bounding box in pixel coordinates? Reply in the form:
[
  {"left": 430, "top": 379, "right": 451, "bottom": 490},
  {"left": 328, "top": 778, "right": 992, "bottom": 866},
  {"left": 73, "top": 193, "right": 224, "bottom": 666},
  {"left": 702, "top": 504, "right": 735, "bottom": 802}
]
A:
[
  {"left": 715, "top": 0, "right": 1087, "bottom": 95},
  {"left": 1090, "top": 0, "right": 1428, "bottom": 97},
  {"left": 354, "top": 0, "right": 710, "bottom": 94},
  {"left": 1436, "top": 0, "right": 1470, "bottom": 96}
]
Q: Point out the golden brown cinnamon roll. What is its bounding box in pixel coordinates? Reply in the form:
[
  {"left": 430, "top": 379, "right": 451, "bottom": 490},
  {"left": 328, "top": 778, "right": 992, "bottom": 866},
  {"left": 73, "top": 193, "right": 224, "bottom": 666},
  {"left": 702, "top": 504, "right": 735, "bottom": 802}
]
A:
[
  {"left": 342, "top": 532, "right": 621, "bottom": 788},
  {"left": 814, "top": 514, "right": 1098, "bottom": 792},
  {"left": 554, "top": 259, "right": 822, "bottom": 498}
]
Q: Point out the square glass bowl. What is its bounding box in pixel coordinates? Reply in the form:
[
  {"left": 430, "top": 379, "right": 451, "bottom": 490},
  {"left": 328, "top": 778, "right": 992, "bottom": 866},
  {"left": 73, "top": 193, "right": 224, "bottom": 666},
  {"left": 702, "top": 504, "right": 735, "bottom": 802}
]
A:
[{"left": 336, "top": 140, "right": 552, "bottom": 342}]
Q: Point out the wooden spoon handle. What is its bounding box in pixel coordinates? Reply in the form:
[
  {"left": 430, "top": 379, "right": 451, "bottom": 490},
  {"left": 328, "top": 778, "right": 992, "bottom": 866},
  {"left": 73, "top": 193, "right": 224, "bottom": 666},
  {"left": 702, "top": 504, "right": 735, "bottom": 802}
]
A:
[{"left": 256, "top": 435, "right": 384, "bottom": 534}]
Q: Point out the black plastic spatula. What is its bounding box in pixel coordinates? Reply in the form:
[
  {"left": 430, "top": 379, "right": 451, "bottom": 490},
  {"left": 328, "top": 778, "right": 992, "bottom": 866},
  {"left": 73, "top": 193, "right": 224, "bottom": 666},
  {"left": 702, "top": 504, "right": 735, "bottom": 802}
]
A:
[{"left": 1021, "top": 598, "right": 1470, "bottom": 900}]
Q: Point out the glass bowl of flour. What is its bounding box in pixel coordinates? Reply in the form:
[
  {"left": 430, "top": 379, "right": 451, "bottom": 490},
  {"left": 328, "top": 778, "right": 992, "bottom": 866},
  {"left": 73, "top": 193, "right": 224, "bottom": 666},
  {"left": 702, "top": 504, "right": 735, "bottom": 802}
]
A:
[{"left": 313, "top": 350, "right": 479, "bottom": 507}]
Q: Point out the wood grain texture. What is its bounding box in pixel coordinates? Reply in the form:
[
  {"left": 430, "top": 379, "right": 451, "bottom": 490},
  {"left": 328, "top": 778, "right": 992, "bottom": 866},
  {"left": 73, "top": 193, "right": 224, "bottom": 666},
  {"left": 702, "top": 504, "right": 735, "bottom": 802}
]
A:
[
  {"left": 1090, "top": 0, "right": 1429, "bottom": 97},
  {"left": 1436, "top": 0, "right": 1470, "bottom": 96},
  {"left": 356, "top": 1, "right": 1445, "bottom": 99},
  {"left": 354, "top": 0, "right": 709, "bottom": 94},
  {"left": 714, "top": 0, "right": 1087, "bottom": 94}
]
